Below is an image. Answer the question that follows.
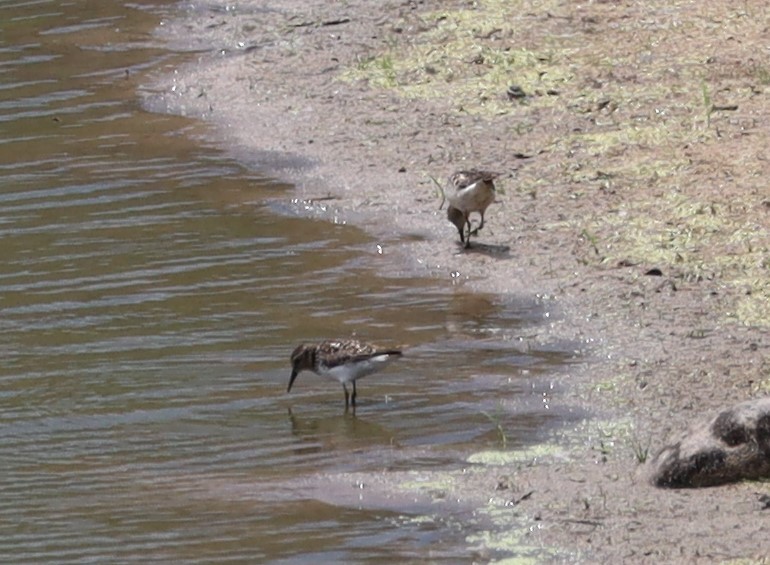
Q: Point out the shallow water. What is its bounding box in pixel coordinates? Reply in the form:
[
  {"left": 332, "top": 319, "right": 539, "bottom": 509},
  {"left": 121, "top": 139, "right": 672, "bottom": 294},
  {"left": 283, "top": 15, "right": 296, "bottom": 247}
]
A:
[{"left": 0, "top": 1, "right": 580, "bottom": 561}]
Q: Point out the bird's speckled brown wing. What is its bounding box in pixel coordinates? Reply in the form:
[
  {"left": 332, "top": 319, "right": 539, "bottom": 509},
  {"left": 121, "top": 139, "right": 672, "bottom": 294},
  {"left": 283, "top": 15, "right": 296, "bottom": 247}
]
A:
[
  {"left": 450, "top": 169, "right": 499, "bottom": 190},
  {"left": 316, "top": 340, "right": 401, "bottom": 369}
]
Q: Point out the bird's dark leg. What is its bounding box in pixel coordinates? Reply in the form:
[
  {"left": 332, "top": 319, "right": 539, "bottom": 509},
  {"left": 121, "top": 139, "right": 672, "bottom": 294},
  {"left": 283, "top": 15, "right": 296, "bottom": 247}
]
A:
[
  {"left": 456, "top": 224, "right": 465, "bottom": 245},
  {"left": 351, "top": 381, "right": 357, "bottom": 407},
  {"left": 464, "top": 220, "right": 472, "bottom": 248},
  {"left": 343, "top": 384, "right": 350, "bottom": 408},
  {"left": 469, "top": 212, "right": 485, "bottom": 237}
]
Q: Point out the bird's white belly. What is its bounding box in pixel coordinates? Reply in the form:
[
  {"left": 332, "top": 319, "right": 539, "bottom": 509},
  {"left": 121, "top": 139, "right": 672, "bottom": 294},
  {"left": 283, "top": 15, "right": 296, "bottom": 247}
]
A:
[
  {"left": 320, "top": 355, "right": 395, "bottom": 384},
  {"left": 449, "top": 182, "right": 494, "bottom": 212}
]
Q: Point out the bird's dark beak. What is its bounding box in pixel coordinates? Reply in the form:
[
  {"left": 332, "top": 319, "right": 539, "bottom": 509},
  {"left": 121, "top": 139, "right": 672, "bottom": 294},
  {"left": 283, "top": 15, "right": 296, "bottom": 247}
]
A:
[{"left": 287, "top": 369, "right": 299, "bottom": 393}]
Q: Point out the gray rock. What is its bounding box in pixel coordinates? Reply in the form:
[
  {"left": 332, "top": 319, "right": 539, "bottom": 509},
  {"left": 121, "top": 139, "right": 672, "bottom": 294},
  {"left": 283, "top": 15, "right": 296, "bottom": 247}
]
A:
[{"left": 649, "top": 397, "right": 770, "bottom": 488}]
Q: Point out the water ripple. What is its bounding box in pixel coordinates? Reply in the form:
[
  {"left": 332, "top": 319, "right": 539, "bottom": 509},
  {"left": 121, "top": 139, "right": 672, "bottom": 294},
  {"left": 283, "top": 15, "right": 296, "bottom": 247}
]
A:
[{"left": 0, "top": 1, "right": 576, "bottom": 562}]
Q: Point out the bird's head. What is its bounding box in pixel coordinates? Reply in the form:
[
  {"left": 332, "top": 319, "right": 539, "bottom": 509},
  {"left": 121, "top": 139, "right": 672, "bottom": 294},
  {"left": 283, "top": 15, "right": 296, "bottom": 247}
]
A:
[
  {"left": 446, "top": 205, "right": 466, "bottom": 230},
  {"left": 287, "top": 343, "right": 315, "bottom": 393}
]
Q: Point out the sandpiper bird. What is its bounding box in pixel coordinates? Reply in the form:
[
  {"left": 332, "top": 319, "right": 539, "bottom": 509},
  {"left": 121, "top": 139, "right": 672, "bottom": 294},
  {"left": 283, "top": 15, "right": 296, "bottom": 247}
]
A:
[
  {"left": 287, "top": 339, "right": 403, "bottom": 409},
  {"left": 445, "top": 169, "right": 499, "bottom": 248}
]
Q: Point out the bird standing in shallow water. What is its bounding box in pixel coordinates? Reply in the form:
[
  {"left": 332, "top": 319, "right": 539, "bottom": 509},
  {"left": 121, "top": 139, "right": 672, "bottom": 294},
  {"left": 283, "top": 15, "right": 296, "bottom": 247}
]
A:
[
  {"left": 287, "top": 339, "right": 403, "bottom": 409},
  {"left": 445, "top": 169, "right": 499, "bottom": 248}
]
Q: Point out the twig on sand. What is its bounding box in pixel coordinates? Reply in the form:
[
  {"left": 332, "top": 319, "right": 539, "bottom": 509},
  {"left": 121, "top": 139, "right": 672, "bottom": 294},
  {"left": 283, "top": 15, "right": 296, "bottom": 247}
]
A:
[{"left": 429, "top": 175, "right": 446, "bottom": 210}]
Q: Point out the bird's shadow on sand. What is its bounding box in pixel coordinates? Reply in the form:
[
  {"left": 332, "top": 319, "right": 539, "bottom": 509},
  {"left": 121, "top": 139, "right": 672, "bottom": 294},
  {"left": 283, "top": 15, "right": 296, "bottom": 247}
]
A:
[{"left": 455, "top": 241, "right": 511, "bottom": 258}]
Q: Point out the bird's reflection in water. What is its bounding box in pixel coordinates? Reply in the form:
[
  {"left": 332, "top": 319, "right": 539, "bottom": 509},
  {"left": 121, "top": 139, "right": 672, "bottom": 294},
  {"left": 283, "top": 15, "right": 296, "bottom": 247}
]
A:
[{"left": 287, "top": 407, "right": 399, "bottom": 456}]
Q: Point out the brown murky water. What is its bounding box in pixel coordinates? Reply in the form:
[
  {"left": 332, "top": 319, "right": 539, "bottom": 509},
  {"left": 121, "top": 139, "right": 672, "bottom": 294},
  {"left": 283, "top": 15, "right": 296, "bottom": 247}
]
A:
[{"left": 0, "top": 1, "right": 580, "bottom": 561}]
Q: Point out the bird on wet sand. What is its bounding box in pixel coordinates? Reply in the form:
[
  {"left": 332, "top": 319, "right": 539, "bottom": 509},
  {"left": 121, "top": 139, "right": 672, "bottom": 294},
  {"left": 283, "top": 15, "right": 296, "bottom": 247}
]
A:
[
  {"left": 287, "top": 339, "right": 403, "bottom": 409},
  {"left": 445, "top": 169, "right": 499, "bottom": 248}
]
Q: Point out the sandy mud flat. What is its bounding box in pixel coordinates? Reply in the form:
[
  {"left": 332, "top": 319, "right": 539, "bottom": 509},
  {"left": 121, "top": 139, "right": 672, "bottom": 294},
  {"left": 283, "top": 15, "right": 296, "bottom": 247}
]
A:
[{"left": 143, "top": 1, "right": 770, "bottom": 560}]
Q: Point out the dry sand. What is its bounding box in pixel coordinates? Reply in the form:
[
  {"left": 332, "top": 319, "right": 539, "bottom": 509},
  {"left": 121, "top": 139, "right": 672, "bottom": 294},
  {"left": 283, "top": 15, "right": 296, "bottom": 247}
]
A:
[{"left": 143, "top": 0, "right": 770, "bottom": 561}]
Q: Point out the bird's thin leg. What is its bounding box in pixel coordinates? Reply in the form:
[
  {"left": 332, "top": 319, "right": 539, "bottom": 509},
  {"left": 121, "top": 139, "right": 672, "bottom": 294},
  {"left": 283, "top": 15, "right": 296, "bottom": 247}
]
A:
[
  {"left": 469, "top": 212, "right": 485, "bottom": 236},
  {"left": 464, "top": 220, "right": 472, "bottom": 248},
  {"left": 343, "top": 384, "right": 350, "bottom": 408},
  {"left": 351, "top": 382, "right": 357, "bottom": 406},
  {"left": 457, "top": 224, "right": 465, "bottom": 245}
]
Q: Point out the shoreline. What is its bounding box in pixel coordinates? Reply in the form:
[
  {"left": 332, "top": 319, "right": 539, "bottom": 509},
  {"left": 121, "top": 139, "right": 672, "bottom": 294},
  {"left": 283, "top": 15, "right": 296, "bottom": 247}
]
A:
[{"left": 143, "top": 0, "right": 770, "bottom": 560}]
